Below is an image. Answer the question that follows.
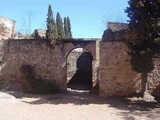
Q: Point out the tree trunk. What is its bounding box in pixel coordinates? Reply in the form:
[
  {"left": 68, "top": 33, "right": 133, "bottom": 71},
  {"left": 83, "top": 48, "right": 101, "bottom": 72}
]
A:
[
  {"left": 141, "top": 72, "right": 155, "bottom": 101},
  {"left": 141, "top": 72, "right": 148, "bottom": 95}
]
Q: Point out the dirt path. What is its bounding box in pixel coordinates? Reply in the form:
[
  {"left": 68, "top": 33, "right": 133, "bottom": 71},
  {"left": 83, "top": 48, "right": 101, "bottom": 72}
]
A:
[{"left": 0, "top": 90, "right": 160, "bottom": 120}]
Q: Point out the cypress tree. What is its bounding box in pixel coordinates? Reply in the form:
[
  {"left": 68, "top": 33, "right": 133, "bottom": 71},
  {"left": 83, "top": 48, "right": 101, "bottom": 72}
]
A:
[
  {"left": 64, "top": 17, "right": 68, "bottom": 38},
  {"left": 56, "top": 12, "right": 64, "bottom": 39},
  {"left": 67, "top": 17, "right": 72, "bottom": 38},
  {"left": 46, "top": 4, "right": 58, "bottom": 39},
  {"left": 125, "top": 0, "right": 160, "bottom": 98}
]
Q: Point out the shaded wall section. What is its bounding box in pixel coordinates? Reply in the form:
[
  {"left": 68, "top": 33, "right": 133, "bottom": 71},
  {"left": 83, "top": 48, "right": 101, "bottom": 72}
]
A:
[{"left": 0, "top": 39, "right": 66, "bottom": 92}]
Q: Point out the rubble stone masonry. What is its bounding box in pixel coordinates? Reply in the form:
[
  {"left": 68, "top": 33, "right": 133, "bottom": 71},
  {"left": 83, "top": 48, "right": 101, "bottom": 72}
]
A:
[
  {"left": 0, "top": 39, "right": 66, "bottom": 91},
  {"left": 0, "top": 38, "right": 160, "bottom": 97},
  {"left": 99, "top": 41, "right": 160, "bottom": 97},
  {"left": 0, "top": 17, "right": 16, "bottom": 40}
]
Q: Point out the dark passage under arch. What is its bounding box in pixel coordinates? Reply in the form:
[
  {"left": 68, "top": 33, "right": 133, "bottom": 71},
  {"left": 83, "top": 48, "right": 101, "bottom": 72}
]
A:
[{"left": 67, "top": 49, "right": 93, "bottom": 90}]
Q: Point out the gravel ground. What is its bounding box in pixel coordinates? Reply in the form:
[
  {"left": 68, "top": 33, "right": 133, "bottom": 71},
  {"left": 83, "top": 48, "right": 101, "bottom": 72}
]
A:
[{"left": 0, "top": 90, "right": 160, "bottom": 120}]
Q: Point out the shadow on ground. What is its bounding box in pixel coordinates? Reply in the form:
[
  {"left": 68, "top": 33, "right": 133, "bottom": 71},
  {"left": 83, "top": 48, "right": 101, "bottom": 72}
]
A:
[{"left": 3, "top": 90, "right": 160, "bottom": 120}]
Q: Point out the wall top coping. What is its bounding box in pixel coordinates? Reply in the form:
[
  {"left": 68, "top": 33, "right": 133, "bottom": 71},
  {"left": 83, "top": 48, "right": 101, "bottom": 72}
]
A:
[{"left": 3, "top": 38, "right": 101, "bottom": 43}]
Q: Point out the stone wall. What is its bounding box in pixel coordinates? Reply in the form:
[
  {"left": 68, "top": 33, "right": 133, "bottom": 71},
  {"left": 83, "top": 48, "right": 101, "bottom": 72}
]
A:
[
  {"left": 0, "top": 37, "right": 159, "bottom": 97},
  {"left": 107, "top": 22, "right": 128, "bottom": 32},
  {"left": 99, "top": 41, "right": 140, "bottom": 97},
  {"left": 32, "top": 29, "right": 46, "bottom": 39},
  {"left": 99, "top": 41, "right": 160, "bottom": 97},
  {"left": 0, "top": 17, "right": 16, "bottom": 40},
  {"left": 0, "top": 39, "right": 98, "bottom": 93},
  {"left": 148, "top": 58, "right": 160, "bottom": 97},
  {"left": 0, "top": 39, "right": 66, "bottom": 91},
  {"left": 101, "top": 22, "right": 160, "bottom": 97}
]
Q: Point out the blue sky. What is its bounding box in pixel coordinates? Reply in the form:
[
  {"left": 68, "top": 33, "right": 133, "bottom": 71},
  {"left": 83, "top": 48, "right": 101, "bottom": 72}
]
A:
[{"left": 0, "top": 0, "right": 129, "bottom": 38}]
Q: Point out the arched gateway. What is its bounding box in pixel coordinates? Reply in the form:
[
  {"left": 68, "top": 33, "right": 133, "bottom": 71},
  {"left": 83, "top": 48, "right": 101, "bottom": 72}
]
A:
[
  {"left": 62, "top": 39, "right": 99, "bottom": 91},
  {"left": 63, "top": 39, "right": 97, "bottom": 90}
]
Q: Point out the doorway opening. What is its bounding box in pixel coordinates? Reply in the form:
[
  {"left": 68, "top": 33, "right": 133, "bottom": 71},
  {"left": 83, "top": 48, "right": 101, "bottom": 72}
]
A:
[{"left": 67, "top": 48, "right": 93, "bottom": 91}]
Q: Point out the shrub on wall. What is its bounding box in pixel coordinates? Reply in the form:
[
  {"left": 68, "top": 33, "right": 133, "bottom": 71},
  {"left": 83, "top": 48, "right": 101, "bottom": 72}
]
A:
[{"left": 20, "top": 64, "right": 59, "bottom": 94}]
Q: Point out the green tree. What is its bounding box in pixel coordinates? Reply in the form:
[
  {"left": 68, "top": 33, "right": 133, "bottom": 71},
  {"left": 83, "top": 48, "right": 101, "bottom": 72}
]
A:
[
  {"left": 46, "top": 4, "right": 58, "bottom": 39},
  {"left": 64, "top": 17, "right": 72, "bottom": 38},
  {"left": 125, "top": 0, "right": 160, "bottom": 98},
  {"left": 67, "top": 17, "right": 72, "bottom": 38},
  {"left": 56, "top": 12, "right": 64, "bottom": 39},
  {"left": 64, "top": 17, "right": 68, "bottom": 38}
]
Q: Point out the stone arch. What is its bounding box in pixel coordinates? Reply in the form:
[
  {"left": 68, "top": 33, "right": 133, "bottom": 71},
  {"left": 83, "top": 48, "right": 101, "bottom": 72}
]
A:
[
  {"left": 66, "top": 47, "right": 93, "bottom": 60},
  {"left": 63, "top": 40, "right": 96, "bottom": 60},
  {"left": 62, "top": 39, "right": 98, "bottom": 91}
]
